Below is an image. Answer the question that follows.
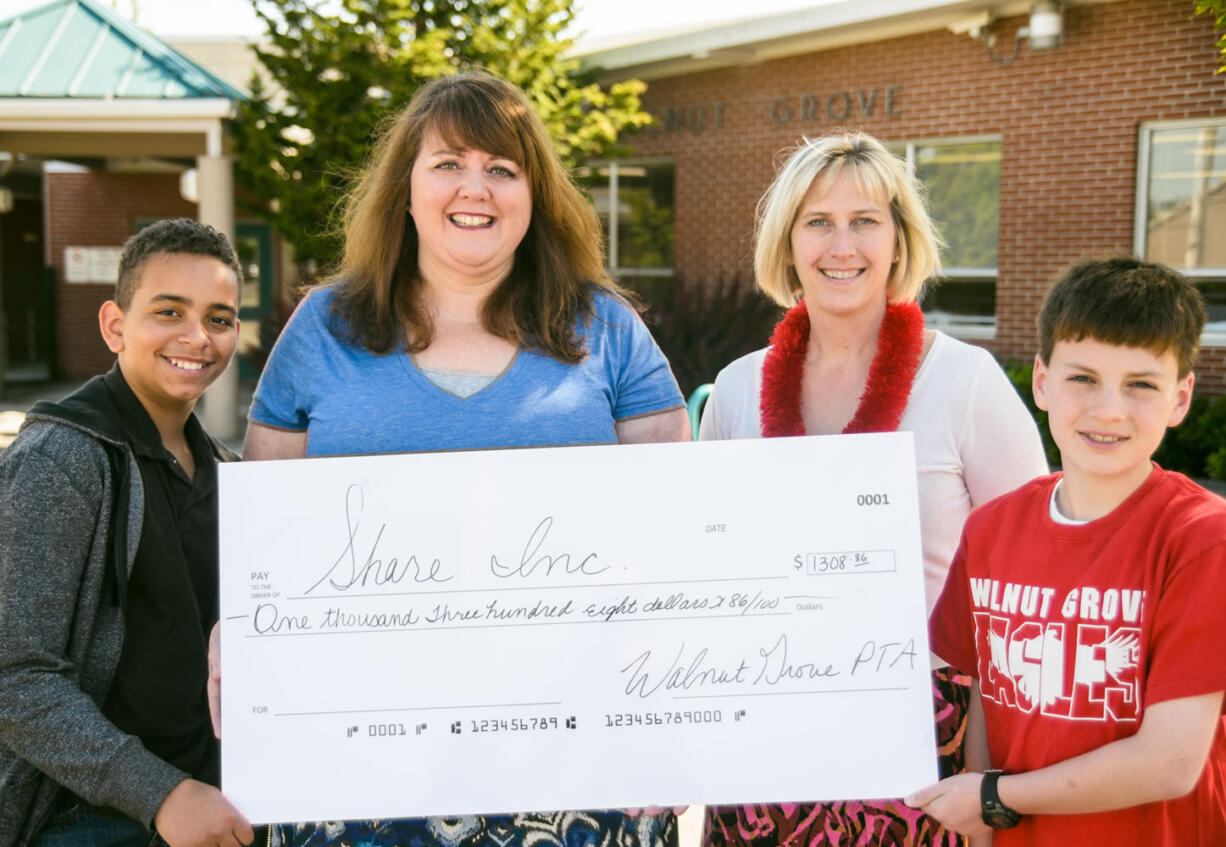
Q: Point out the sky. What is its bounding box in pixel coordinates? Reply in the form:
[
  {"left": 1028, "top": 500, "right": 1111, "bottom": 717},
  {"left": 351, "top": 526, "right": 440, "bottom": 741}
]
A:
[{"left": 5, "top": 0, "right": 829, "bottom": 42}]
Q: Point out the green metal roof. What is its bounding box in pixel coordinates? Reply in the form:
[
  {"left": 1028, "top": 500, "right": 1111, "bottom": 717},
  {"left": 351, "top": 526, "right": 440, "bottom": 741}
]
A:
[{"left": 0, "top": 0, "right": 246, "bottom": 100}]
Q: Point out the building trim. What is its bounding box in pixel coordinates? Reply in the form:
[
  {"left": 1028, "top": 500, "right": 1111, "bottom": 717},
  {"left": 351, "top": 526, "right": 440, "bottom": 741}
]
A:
[
  {"left": 577, "top": 0, "right": 1119, "bottom": 80},
  {"left": 0, "top": 97, "right": 234, "bottom": 120}
]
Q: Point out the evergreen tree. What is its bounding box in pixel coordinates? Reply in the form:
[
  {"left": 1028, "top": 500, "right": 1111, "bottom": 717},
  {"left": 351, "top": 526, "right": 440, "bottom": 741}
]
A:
[{"left": 232, "top": 0, "right": 650, "bottom": 268}]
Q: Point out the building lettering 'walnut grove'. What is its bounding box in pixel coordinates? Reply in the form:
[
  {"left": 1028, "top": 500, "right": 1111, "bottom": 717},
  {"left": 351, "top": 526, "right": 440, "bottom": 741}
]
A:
[{"left": 577, "top": 0, "right": 1226, "bottom": 391}]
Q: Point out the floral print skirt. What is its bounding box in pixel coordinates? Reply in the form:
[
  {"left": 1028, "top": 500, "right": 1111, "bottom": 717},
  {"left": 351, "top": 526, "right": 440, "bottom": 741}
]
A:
[{"left": 701, "top": 667, "right": 971, "bottom": 847}]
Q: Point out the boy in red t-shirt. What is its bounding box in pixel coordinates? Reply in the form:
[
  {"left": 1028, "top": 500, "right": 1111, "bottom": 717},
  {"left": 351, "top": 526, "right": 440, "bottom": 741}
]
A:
[{"left": 905, "top": 257, "right": 1226, "bottom": 845}]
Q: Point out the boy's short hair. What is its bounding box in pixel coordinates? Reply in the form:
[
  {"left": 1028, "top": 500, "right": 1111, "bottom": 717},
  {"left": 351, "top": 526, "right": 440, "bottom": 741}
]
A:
[
  {"left": 115, "top": 219, "right": 243, "bottom": 308},
  {"left": 1038, "top": 257, "right": 1207, "bottom": 377}
]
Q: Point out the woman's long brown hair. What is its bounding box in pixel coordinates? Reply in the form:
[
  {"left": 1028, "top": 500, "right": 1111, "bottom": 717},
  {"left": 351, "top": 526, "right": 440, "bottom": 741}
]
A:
[{"left": 328, "top": 71, "right": 625, "bottom": 363}]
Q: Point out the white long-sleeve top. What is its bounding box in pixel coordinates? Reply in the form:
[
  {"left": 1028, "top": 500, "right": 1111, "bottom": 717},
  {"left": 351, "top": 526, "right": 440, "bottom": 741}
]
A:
[{"left": 700, "top": 330, "right": 1050, "bottom": 618}]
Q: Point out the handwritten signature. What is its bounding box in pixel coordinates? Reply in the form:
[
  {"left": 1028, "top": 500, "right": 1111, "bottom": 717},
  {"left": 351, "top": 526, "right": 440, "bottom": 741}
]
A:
[
  {"left": 306, "top": 485, "right": 452, "bottom": 595},
  {"left": 306, "top": 486, "right": 609, "bottom": 595},
  {"left": 620, "top": 634, "right": 918, "bottom": 697}
]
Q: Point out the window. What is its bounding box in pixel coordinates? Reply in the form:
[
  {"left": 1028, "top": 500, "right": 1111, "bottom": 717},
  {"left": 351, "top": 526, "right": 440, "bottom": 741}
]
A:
[
  {"left": 575, "top": 160, "right": 674, "bottom": 280},
  {"left": 1136, "top": 119, "right": 1226, "bottom": 341},
  {"left": 894, "top": 137, "right": 1001, "bottom": 338}
]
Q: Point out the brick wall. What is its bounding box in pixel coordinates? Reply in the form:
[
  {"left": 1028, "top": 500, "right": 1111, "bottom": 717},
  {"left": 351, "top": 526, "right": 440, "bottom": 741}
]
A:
[
  {"left": 626, "top": 0, "right": 1226, "bottom": 391},
  {"left": 45, "top": 172, "right": 194, "bottom": 379}
]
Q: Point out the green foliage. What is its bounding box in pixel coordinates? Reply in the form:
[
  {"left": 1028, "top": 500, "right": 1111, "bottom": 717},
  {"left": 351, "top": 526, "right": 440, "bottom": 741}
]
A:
[
  {"left": 1000, "top": 361, "right": 1061, "bottom": 468},
  {"left": 619, "top": 187, "right": 675, "bottom": 269},
  {"left": 1000, "top": 358, "right": 1226, "bottom": 480},
  {"left": 232, "top": 0, "right": 652, "bottom": 268},
  {"left": 915, "top": 141, "right": 1000, "bottom": 269},
  {"left": 1197, "top": 0, "right": 1226, "bottom": 73},
  {"left": 1154, "top": 393, "right": 1226, "bottom": 480},
  {"left": 627, "top": 274, "right": 782, "bottom": 398}
]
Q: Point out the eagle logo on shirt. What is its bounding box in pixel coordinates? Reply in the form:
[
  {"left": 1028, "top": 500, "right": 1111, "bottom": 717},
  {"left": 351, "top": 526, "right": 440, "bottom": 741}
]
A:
[{"left": 976, "top": 613, "right": 1141, "bottom": 722}]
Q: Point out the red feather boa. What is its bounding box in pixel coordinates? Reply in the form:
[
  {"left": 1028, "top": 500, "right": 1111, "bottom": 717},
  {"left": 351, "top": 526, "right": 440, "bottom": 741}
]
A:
[{"left": 759, "top": 300, "right": 925, "bottom": 437}]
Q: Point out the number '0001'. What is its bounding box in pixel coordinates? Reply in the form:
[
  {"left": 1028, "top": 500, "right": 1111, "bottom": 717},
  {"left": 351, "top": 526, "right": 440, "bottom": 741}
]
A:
[{"left": 856, "top": 494, "right": 890, "bottom": 506}]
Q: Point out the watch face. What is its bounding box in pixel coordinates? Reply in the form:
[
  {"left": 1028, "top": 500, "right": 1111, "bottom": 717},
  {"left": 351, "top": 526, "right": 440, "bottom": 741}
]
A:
[
  {"left": 980, "top": 771, "right": 1022, "bottom": 830},
  {"left": 983, "top": 808, "right": 1021, "bottom": 830}
]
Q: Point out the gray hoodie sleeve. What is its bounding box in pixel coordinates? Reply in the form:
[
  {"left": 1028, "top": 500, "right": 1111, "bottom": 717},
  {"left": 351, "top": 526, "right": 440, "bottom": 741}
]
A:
[{"left": 0, "top": 423, "right": 186, "bottom": 828}]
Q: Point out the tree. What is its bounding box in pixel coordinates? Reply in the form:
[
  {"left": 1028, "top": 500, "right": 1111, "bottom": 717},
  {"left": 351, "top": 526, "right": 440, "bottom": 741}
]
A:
[
  {"left": 1198, "top": 0, "right": 1226, "bottom": 72},
  {"left": 232, "top": 0, "right": 651, "bottom": 269}
]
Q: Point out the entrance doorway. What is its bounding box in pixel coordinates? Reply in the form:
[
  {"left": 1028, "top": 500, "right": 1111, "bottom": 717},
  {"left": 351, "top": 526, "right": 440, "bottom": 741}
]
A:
[
  {"left": 1, "top": 193, "right": 53, "bottom": 382},
  {"left": 233, "top": 222, "right": 274, "bottom": 380}
]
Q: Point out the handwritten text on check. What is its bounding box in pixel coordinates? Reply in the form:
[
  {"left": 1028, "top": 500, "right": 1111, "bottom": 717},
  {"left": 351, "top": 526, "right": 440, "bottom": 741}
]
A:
[{"left": 219, "top": 433, "right": 937, "bottom": 824}]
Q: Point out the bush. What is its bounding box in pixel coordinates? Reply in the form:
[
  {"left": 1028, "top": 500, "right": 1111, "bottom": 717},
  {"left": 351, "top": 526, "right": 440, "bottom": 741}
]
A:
[
  {"left": 627, "top": 273, "right": 782, "bottom": 398},
  {"left": 1000, "top": 361, "right": 1061, "bottom": 468},
  {"left": 1154, "top": 393, "right": 1226, "bottom": 480},
  {"left": 999, "top": 359, "right": 1226, "bottom": 480}
]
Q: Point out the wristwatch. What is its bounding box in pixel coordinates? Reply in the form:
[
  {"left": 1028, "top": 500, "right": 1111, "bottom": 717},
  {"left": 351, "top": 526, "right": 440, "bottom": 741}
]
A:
[{"left": 980, "top": 769, "right": 1022, "bottom": 829}]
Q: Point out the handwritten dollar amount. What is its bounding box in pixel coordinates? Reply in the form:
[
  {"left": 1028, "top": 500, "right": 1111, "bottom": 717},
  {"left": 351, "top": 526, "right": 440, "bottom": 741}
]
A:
[{"left": 793, "top": 550, "right": 896, "bottom": 575}]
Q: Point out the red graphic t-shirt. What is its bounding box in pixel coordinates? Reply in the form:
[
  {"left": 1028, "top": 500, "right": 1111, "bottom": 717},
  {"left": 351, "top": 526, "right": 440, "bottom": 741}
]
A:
[{"left": 931, "top": 466, "right": 1226, "bottom": 846}]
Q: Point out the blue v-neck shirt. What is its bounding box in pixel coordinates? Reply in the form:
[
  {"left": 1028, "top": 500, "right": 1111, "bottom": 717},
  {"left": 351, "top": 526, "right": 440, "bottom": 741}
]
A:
[{"left": 250, "top": 287, "right": 683, "bottom": 456}]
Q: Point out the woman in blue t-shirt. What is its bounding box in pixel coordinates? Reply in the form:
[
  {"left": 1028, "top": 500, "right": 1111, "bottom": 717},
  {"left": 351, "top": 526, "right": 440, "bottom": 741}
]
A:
[
  {"left": 223, "top": 71, "right": 687, "bottom": 847},
  {"left": 245, "top": 72, "right": 687, "bottom": 458}
]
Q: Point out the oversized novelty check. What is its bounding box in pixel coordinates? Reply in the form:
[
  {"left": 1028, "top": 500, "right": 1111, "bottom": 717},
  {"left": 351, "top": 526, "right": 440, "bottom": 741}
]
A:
[{"left": 218, "top": 433, "right": 936, "bottom": 824}]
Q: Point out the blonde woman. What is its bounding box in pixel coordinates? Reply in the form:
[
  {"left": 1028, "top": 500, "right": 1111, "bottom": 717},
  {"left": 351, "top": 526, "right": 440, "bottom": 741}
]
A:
[{"left": 699, "top": 133, "right": 1047, "bottom": 846}]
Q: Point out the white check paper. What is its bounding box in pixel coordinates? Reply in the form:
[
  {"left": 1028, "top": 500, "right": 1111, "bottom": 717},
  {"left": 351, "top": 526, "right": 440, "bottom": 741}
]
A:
[{"left": 219, "top": 433, "right": 937, "bottom": 824}]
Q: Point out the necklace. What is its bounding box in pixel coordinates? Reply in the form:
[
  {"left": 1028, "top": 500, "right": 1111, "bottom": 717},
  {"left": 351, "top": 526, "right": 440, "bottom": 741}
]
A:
[{"left": 759, "top": 300, "right": 925, "bottom": 437}]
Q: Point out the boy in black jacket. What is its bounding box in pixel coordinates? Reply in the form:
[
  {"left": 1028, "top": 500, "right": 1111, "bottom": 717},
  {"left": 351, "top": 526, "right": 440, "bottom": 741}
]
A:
[{"left": 0, "top": 219, "right": 253, "bottom": 847}]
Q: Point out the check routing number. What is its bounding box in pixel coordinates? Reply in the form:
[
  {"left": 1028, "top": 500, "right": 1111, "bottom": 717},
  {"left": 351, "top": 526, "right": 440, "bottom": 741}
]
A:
[{"left": 218, "top": 432, "right": 937, "bottom": 824}]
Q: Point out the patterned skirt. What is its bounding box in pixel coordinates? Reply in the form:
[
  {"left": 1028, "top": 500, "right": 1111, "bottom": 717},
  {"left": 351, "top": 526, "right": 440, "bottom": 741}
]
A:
[
  {"left": 702, "top": 667, "right": 971, "bottom": 847},
  {"left": 271, "top": 811, "right": 677, "bottom": 847}
]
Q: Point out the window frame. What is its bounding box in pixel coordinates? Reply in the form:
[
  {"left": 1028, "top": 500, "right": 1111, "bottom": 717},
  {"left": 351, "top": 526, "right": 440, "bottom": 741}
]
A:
[
  {"left": 895, "top": 134, "right": 1002, "bottom": 340},
  {"left": 579, "top": 157, "right": 675, "bottom": 279},
  {"left": 1135, "top": 117, "right": 1226, "bottom": 347}
]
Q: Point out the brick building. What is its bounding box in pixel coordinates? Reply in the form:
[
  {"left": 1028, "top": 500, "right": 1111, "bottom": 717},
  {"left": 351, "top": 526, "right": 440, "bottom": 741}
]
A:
[
  {"left": 35, "top": 170, "right": 278, "bottom": 385},
  {"left": 3, "top": 0, "right": 1223, "bottom": 399},
  {"left": 578, "top": 0, "right": 1226, "bottom": 390},
  {"left": 44, "top": 172, "right": 195, "bottom": 379},
  {"left": 0, "top": 0, "right": 271, "bottom": 439}
]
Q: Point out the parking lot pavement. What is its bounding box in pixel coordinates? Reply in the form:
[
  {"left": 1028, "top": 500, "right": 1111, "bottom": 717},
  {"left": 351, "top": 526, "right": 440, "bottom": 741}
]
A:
[
  {"left": 0, "top": 381, "right": 80, "bottom": 448},
  {"left": 1202, "top": 477, "right": 1226, "bottom": 498},
  {"left": 680, "top": 806, "right": 703, "bottom": 847},
  {"left": 0, "top": 411, "right": 24, "bottom": 448}
]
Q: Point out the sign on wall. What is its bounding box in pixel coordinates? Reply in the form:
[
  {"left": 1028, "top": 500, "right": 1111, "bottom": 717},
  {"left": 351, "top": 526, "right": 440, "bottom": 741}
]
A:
[
  {"left": 64, "top": 246, "right": 123, "bottom": 284},
  {"left": 646, "top": 85, "right": 903, "bottom": 135}
]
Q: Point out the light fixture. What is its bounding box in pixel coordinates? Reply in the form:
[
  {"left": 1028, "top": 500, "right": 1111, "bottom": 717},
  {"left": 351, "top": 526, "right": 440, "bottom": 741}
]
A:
[
  {"left": 1027, "top": 1, "right": 1063, "bottom": 50},
  {"left": 975, "top": 2, "right": 1064, "bottom": 64},
  {"left": 179, "top": 168, "right": 198, "bottom": 204}
]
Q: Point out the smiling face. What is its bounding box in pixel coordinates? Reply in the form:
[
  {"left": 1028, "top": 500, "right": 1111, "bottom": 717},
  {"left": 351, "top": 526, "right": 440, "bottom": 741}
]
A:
[
  {"left": 789, "top": 169, "right": 897, "bottom": 320},
  {"left": 99, "top": 252, "right": 239, "bottom": 425},
  {"left": 408, "top": 128, "right": 533, "bottom": 292},
  {"left": 1034, "top": 338, "right": 1194, "bottom": 514}
]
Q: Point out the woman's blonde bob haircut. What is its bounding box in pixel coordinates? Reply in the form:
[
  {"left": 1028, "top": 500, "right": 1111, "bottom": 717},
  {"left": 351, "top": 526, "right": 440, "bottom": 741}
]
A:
[
  {"left": 755, "top": 132, "right": 942, "bottom": 307},
  {"left": 328, "top": 70, "right": 619, "bottom": 363}
]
